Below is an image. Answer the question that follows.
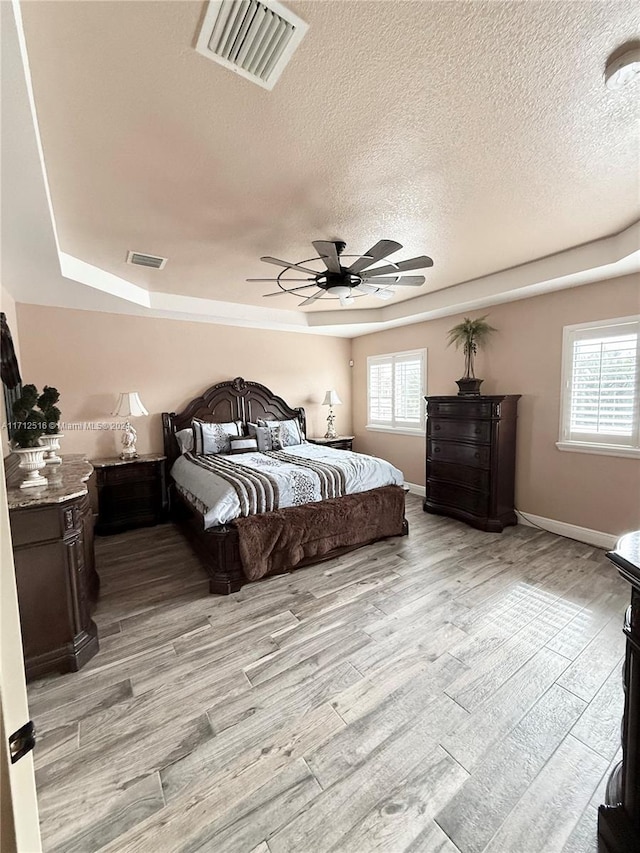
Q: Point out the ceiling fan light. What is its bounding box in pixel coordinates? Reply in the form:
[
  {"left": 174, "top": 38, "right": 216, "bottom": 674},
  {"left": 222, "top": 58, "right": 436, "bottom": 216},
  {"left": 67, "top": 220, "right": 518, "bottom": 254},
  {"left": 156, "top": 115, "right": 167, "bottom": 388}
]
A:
[{"left": 326, "top": 285, "right": 352, "bottom": 297}]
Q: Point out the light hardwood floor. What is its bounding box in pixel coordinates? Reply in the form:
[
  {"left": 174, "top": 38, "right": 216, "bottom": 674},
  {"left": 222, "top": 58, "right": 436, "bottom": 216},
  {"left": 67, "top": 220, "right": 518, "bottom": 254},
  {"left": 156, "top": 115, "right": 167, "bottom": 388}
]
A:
[{"left": 27, "top": 496, "right": 628, "bottom": 853}]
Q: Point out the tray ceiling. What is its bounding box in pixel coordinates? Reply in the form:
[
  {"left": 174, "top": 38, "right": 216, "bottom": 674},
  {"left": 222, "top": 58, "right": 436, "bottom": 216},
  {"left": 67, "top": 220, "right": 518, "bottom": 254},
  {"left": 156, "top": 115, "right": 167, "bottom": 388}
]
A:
[{"left": 4, "top": 0, "right": 640, "bottom": 332}]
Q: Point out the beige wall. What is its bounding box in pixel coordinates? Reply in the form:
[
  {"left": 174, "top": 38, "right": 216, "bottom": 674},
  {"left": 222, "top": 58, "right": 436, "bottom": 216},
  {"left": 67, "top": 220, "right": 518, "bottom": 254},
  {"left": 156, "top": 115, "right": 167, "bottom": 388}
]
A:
[
  {"left": 15, "top": 305, "right": 352, "bottom": 459},
  {"left": 1, "top": 286, "right": 22, "bottom": 458},
  {"left": 352, "top": 274, "right": 640, "bottom": 537}
]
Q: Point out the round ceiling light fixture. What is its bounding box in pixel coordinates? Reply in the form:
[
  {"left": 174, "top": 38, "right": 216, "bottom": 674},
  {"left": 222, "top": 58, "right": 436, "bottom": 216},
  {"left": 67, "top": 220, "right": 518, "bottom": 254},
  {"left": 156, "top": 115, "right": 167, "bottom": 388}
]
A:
[{"left": 605, "top": 47, "right": 640, "bottom": 90}]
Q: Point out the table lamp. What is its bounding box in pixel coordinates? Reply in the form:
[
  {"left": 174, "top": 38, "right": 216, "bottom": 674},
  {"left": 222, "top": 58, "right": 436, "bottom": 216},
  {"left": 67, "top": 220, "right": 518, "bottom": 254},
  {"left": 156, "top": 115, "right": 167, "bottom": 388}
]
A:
[
  {"left": 112, "top": 392, "right": 148, "bottom": 460},
  {"left": 322, "top": 389, "right": 342, "bottom": 439}
]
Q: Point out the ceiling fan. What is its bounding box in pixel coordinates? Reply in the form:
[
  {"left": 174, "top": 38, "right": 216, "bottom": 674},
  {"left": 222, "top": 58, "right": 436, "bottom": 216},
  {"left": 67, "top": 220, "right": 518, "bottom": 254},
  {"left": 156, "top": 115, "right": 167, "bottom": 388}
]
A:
[{"left": 247, "top": 239, "right": 433, "bottom": 306}]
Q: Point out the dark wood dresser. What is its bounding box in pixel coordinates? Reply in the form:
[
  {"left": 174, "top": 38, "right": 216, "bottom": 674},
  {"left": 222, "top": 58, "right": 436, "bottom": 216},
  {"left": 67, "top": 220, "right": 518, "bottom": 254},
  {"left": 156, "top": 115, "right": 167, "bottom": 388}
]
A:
[
  {"left": 424, "top": 395, "right": 520, "bottom": 532},
  {"left": 599, "top": 530, "right": 640, "bottom": 853},
  {"left": 91, "top": 453, "right": 167, "bottom": 535},
  {"left": 7, "top": 454, "right": 100, "bottom": 680}
]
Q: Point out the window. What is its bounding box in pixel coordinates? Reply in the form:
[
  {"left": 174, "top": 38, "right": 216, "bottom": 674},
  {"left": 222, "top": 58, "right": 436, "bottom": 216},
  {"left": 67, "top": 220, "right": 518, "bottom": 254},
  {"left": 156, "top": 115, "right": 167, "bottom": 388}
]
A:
[
  {"left": 367, "top": 349, "right": 426, "bottom": 434},
  {"left": 558, "top": 315, "right": 640, "bottom": 458}
]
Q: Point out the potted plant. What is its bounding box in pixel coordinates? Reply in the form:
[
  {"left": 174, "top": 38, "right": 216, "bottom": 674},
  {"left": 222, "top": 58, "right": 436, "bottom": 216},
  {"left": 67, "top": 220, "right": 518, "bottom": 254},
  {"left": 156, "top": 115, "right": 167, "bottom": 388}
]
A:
[
  {"left": 447, "top": 315, "right": 497, "bottom": 396},
  {"left": 11, "top": 384, "right": 48, "bottom": 488},
  {"left": 38, "top": 386, "right": 63, "bottom": 464}
]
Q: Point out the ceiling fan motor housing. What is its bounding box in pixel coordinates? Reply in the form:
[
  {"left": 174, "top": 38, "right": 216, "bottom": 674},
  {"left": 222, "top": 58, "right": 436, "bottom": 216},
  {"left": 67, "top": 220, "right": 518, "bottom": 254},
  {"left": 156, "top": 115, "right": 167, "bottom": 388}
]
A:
[{"left": 320, "top": 270, "right": 361, "bottom": 292}]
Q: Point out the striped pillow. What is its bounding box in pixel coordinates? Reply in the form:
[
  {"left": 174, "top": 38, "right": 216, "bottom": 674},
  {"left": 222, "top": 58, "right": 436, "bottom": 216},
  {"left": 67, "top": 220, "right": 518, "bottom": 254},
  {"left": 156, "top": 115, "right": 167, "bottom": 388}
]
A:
[{"left": 229, "top": 436, "right": 258, "bottom": 454}]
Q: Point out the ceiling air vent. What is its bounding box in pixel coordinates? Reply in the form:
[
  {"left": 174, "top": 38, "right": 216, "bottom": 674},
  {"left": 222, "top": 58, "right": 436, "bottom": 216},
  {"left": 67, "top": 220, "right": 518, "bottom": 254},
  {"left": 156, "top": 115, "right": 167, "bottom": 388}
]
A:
[
  {"left": 195, "top": 0, "right": 308, "bottom": 90},
  {"left": 126, "top": 251, "right": 167, "bottom": 270}
]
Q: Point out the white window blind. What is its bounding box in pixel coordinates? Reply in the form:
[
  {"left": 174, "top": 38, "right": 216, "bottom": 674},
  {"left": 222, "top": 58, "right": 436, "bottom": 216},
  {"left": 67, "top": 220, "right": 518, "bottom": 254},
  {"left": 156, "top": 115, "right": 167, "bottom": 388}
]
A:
[
  {"left": 559, "top": 316, "right": 640, "bottom": 455},
  {"left": 367, "top": 350, "right": 426, "bottom": 432}
]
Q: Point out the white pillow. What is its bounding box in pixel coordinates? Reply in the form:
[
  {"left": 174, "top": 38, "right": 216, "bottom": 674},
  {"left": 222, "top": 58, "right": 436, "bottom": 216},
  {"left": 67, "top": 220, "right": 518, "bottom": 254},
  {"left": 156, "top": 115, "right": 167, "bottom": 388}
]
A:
[
  {"left": 175, "top": 428, "right": 194, "bottom": 454},
  {"left": 192, "top": 419, "right": 242, "bottom": 455},
  {"left": 256, "top": 418, "right": 304, "bottom": 447}
]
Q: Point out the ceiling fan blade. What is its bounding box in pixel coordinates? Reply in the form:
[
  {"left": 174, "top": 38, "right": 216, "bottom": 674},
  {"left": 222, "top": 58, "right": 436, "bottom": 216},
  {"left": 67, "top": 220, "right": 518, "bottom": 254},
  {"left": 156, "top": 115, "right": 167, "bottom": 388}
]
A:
[
  {"left": 392, "top": 275, "right": 426, "bottom": 286},
  {"left": 362, "top": 255, "right": 433, "bottom": 277},
  {"left": 359, "top": 276, "right": 400, "bottom": 286},
  {"left": 260, "top": 256, "right": 322, "bottom": 276},
  {"left": 354, "top": 283, "right": 382, "bottom": 295},
  {"left": 371, "top": 289, "right": 394, "bottom": 300},
  {"left": 247, "top": 278, "right": 315, "bottom": 282},
  {"left": 339, "top": 294, "right": 355, "bottom": 306},
  {"left": 312, "top": 241, "right": 341, "bottom": 274},
  {"left": 299, "top": 290, "right": 325, "bottom": 307},
  {"left": 347, "top": 240, "right": 402, "bottom": 274},
  {"left": 263, "top": 284, "right": 318, "bottom": 297}
]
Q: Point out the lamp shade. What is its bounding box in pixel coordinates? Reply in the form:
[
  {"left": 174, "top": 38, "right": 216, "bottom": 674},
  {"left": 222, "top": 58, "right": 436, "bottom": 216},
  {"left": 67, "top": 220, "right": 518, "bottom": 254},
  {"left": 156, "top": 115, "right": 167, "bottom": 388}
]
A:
[
  {"left": 322, "top": 389, "right": 342, "bottom": 407},
  {"left": 112, "top": 392, "right": 148, "bottom": 418}
]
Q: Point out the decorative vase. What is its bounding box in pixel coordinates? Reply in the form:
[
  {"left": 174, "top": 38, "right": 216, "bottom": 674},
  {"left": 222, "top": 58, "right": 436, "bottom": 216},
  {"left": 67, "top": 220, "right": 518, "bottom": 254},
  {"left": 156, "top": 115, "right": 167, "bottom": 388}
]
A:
[
  {"left": 456, "top": 377, "right": 484, "bottom": 396},
  {"left": 13, "top": 446, "right": 48, "bottom": 489},
  {"left": 39, "top": 433, "right": 63, "bottom": 465}
]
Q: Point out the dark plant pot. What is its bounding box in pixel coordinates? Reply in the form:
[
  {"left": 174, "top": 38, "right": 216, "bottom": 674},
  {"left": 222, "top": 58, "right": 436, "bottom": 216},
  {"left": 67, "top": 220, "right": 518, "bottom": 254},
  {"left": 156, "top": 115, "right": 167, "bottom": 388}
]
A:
[{"left": 456, "top": 377, "right": 483, "bottom": 396}]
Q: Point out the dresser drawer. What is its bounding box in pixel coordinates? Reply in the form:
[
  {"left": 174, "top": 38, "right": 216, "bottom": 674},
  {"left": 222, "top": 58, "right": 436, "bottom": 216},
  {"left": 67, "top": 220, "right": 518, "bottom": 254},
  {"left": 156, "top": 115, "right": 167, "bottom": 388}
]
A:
[
  {"left": 427, "top": 400, "right": 496, "bottom": 419},
  {"left": 429, "top": 419, "right": 491, "bottom": 443},
  {"left": 427, "top": 461, "right": 490, "bottom": 491},
  {"left": 426, "top": 481, "right": 489, "bottom": 516},
  {"left": 428, "top": 440, "right": 491, "bottom": 468}
]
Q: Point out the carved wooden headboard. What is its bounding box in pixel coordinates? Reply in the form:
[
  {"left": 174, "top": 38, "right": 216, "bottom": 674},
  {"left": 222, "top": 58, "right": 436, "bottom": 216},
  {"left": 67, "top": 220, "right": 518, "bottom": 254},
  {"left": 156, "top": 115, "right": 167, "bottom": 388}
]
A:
[{"left": 161, "top": 377, "right": 306, "bottom": 467}]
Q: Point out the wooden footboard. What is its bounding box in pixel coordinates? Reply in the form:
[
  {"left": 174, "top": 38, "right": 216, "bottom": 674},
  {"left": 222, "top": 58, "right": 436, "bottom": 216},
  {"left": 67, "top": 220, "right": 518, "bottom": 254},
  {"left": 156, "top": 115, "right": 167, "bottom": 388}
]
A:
[{"left": 171, "top": 486, "right": 408, "bottom": 595}]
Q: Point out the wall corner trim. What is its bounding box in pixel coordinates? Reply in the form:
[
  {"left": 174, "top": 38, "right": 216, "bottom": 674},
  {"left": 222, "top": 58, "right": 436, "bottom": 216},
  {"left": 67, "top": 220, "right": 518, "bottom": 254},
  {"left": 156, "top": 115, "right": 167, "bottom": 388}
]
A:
[{"left": 515, "top": 510, "right": 618, "bottom": 550}]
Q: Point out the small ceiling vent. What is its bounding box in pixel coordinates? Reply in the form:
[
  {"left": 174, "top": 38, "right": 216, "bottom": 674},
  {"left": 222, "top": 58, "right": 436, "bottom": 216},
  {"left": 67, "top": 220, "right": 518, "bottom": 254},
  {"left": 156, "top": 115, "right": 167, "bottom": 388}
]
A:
[
  {"left": 195, "top": 0, "right": 308, "bottom": 90},
  {"left": 126, "top": 251, "right": 167, "bottom": 270}
]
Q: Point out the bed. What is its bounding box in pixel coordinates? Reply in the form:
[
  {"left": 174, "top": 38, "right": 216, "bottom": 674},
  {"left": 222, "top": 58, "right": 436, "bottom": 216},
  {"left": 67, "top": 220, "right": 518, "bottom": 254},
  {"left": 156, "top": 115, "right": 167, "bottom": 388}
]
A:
[{"left": 162, "top": 377, "right": 408, "bottom": 594}]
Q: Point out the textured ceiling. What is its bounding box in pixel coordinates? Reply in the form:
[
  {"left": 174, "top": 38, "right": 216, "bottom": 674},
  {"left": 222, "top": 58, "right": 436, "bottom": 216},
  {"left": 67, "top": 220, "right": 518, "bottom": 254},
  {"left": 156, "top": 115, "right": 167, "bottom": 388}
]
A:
[{"left": 18, "top": 0, "right": 640, "bottom": 313}]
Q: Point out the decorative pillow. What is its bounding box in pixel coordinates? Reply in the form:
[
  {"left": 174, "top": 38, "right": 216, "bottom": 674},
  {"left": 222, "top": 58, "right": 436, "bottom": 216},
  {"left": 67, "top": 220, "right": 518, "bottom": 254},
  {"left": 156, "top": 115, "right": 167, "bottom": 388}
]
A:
[
  {"left": 175, "top": 428, "right": 194, "bottom": 454},
  {"left": 266, "top": 422, "right": 283, "bottom": 451},
  {"left": 192, "top": 419, "right": 242, "bottom": 455},
  {"left": 247, "top": 422, "right": 273, "bottom": 452},
  {"left": 229, "top": 436, "right": 258, "bottom": 455},
  {"left": 257, "top": 418, "right": 304, "bottom": 447}
]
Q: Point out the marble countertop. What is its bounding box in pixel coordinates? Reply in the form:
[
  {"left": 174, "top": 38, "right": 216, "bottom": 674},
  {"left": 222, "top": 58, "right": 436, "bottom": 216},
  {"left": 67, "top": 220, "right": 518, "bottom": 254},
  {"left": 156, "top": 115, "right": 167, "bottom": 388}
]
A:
[
  {"left": 6, "top": 454, "right": 93, "bottom": 510},
  {"left": 90, "top": 453, "right": 166, "bottom": 468}
]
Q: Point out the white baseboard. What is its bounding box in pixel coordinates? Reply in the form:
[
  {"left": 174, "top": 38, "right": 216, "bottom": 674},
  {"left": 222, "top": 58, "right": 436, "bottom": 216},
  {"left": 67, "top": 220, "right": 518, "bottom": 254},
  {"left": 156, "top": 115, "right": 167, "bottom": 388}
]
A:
[
  {"left": 403, "top": 481, "right": 426, "bottom": 497},
  {"left": 515, "top": 510, "right": 617, "bottom": 550},
  {"left": 403, "top": 484, "right": 617, "bottom": 550}
]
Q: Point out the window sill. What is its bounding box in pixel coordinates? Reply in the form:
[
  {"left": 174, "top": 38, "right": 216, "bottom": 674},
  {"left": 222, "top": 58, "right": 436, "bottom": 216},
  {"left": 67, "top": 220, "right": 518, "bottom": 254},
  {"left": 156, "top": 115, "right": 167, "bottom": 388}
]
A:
[
  {"left": 556, "top": 441, "right": 640, "bottom": 459},
  {"left": 366, "top": 425, "right": 424, "bottom": 437}
]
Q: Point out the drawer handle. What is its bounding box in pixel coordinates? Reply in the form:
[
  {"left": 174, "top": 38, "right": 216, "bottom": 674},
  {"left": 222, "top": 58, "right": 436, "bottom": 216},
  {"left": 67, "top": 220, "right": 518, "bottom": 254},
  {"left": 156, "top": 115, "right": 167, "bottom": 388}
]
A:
[
  {"left": 434, "top": 424, "right": 441, "bottom": 431},
  {"left": 474, "top": 427, "right": 482, "bottom": 435},
  {"left": 434, "top": 447, "right": 441, "bottom": 453},
  {"left": 474, "top": 451, "right": 480, "bottom": 459}
]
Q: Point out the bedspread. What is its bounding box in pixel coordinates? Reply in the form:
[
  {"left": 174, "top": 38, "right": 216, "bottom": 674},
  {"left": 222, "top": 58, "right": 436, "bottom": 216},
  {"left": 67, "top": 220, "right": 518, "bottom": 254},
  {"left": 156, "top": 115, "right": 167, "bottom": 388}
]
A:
[{"left": 171, "top": 442, "right": 404, "bottom": 528}]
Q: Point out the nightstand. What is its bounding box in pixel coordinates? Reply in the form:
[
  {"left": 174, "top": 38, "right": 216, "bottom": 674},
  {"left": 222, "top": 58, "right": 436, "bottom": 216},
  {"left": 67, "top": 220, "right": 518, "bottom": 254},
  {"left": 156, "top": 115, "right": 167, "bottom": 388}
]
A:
[
  {"left": 91, "top": 453, "right": 168, "bottom": 535},
  {"left": 307, "top": 436, "right": 355, "bottom": 451}
]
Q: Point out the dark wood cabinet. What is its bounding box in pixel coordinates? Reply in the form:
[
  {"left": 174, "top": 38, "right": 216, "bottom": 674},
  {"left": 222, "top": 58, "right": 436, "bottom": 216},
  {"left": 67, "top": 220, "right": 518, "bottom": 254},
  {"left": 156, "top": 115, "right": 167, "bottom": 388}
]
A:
[
  {"left": 307, "top": 436, "right": 355, "bottom": 451},
  {"left": 599, "top": 531, "right": 640, "bottom": 853},
  {"left": 424, "top": 395, "right": 520, "bottom": 532},
  {"left": 92, "top": 454, "right": 167, "bottom": 535},
  {"left": 8, "top": 457, "right": 100, "bottom": 680}
]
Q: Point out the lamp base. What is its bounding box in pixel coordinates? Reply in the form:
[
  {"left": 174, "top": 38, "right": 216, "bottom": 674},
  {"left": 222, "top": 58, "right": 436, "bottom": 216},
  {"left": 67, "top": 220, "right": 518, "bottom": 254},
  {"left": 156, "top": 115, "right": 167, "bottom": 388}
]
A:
[
  {"left": 324, "top": 409, "right": 337, "bottom": 439},
  {"left": 120, "top": 420, "right": 139, "bottom": 460}
]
